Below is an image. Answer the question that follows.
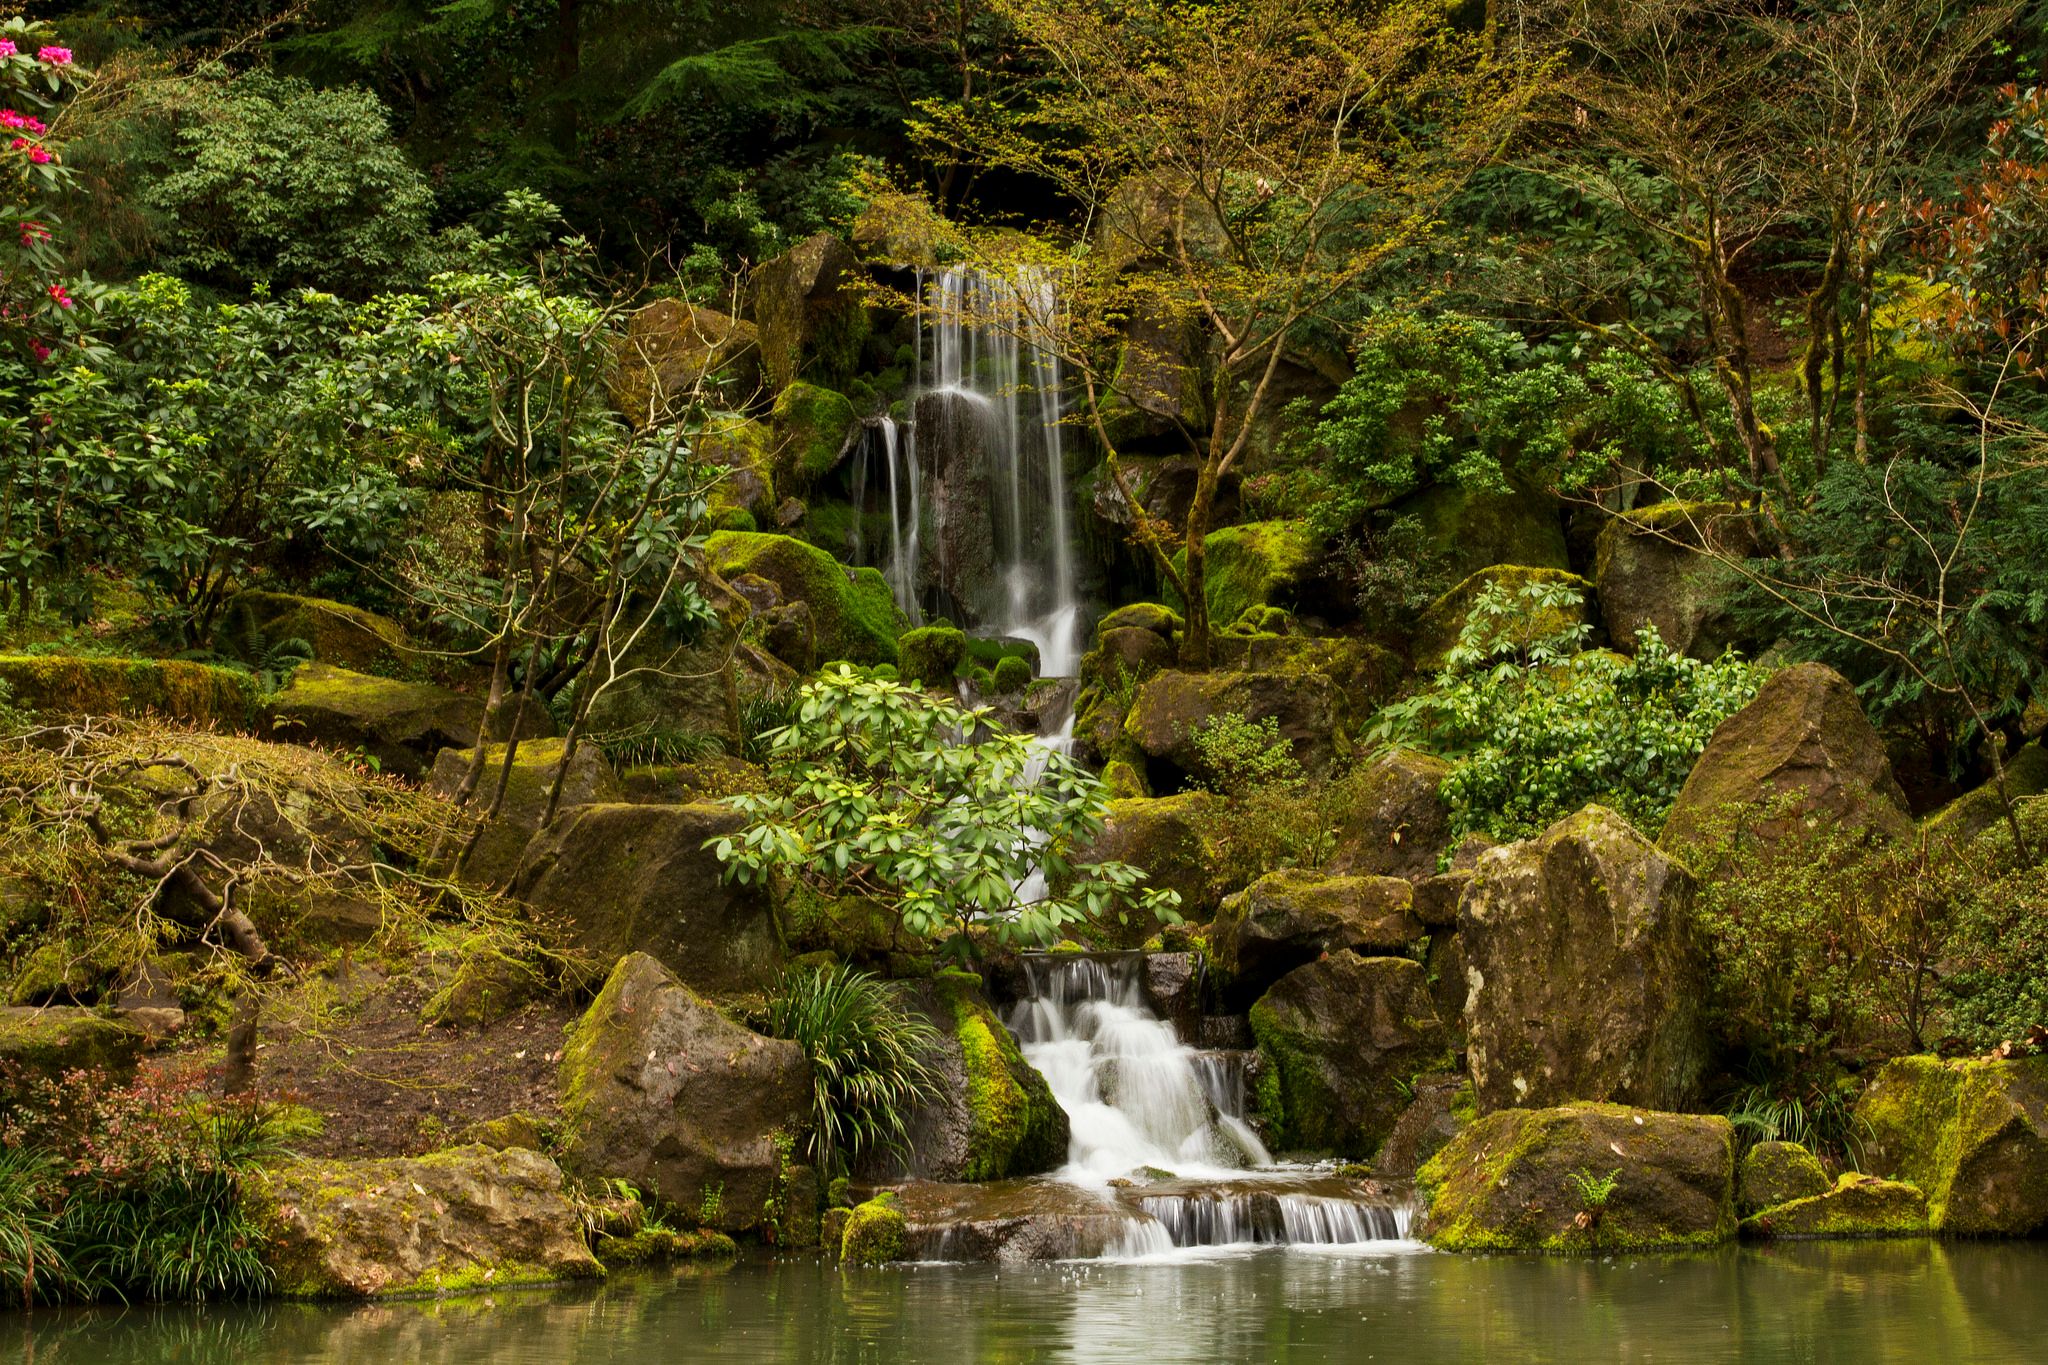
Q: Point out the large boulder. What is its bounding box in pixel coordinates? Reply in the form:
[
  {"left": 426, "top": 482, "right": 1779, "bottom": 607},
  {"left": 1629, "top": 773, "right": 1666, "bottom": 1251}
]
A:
[
  {"left": 883, "top": 972, "right": 1069, "bottom": 1183},
  {"left": 747, "top": 231, "right": 869, "bottom": 393},
  {"left": 1857, "top": 1055, "right": 2048, "bottom": 1235},
  {"left": 701, "top": 531, "right": 898, "bottom": 666},
  {"left": 1660, "top": 662, "right": 1913, "bottom": 854},
  {"left": 1373, "top": 1072, "right": 1472, "bottom": 1180},
  {"left": 1123, "top": 668, "right": 1348, "bottom": 785},
  {"left": 428, "top": 739, "right": 623, "bottom": 889},
  {"left": 770, "top": 381, "right": 858, "bottom": 491},
  {"left": 1392, "top": 481, "right": 1571, "bottom": 584},
  {"left": 697, "top": 415, "right": 779, "bottom": 527},
  {"left": 557, "top": 953, "right": 810, "bottom": 1232},
  {"left": 1210, "top": 870, "right": 1423, "bottom": 1008},
  {"left": 220, "top": 590, "right": 409, "bottom": 675},
  {"left": 1737, "top": 1140, "right": 1830, "bottom": 1215},
  {"left": 1411, "top": 566, "right": 1597, "bottom": 672},
  {"left": 1073, "top": 793, "right": 1232, "bottom": 929},
  {"left": 510, "top": 802, "right": 783, "bottom": 997},
  {"left": 1920, "top": 741, "right": 2048, "bottom": 854},
  {"left": 1418, "top": 1104, "right": 1737, "bottom": 1253},
  {"left": 0, "top": 1007, "right": 144, "bottom": 1097},
  {"left": 1593, "top": 501, "right": 1755, "bottom": 659},
  {"left": 254, "top": 1145, "right": 602, "bottom": 1297},
  {"left": 267, "top": 663, "right": 522, "bottom": 780},
  {"left": 1460, "top": 805, "right": 1709, "bottom": 1113},
  {"left": 1166, "top": 520, "right": 1321, "bottom": 631},
  {"left": 0, "top": 655, "right": 254, "bottom": 727},
  {"left": 1328, "top": 747, "right": 1455, "bottom": 881},
  {"left": 1740, "top": 1173, "right": 1929, "bottom": 1240},
  {"left": 1099, "top": 299, "right": 1209, "bottom": 447},
  {"left": 1249, "top": 952, "right": 1448, "bottom": 1157},
  {"left": 912, "top": 388, "right": 999, "bottom": 620},
  {"left": 613, "top": 299, "right": 761, "bottom": 420}
]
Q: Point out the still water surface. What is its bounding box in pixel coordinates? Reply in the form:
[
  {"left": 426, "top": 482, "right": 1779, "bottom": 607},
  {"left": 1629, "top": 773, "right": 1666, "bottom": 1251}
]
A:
[{"left": 13, "top": 1239, "right": 2047, "bottom": 1364}]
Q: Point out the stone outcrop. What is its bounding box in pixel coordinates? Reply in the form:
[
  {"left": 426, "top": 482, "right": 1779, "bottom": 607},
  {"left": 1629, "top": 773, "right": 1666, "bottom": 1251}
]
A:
[
  {"left": 613, "top": 299, "right": 761, "bottom": 419},
  {"left": 267, "top": 663, "right": 518, "bottom": 779},
  {"left": 1210, "top": 870, "right": 1423, "bottom": 1008},
  {"left": 0, "top": 1007, "right": 144, "bottom": 1096},
  {"left": 1737, "top": 1140, "right": 1830, "bottom": 1215},
  {"left": 428, "top": 739, "right": 623, "bottom": 889},
  {"left": 1460, "top": 806, "right": 1709, "bottom": 1113},
  {"left": 1327, "top": 747, "right": 1454, "bottom": 881},
  {"left": 1661, "top": 662, "right": 1913, "bottom": 854},
  {"left": 557, "top": 953, "right": 810, "bottom": 1233},
  {"left": 511, "top": 802, "right": 784, "bottom": 996},
  {"left": 0, "top": 654, "right": 254, "bottom": 727},
  {"left": 1418, "top": 1104, "right": 1737, "bottom": 1253},
  {"left": 1740, "top": 1174, "right": 1929, "bottom": 1240},
  {"left": 1411, "top": 566, "right": 1597, "bottom": 672},
  {"left": 221, "top": 590, "right": 409, "bottom": 675},
  {"left": 748, "top": 231, "right": 869, "bottom": 392},
  {"left": 1124, "top": 667, "right": 1347, "bottom": 783},
  {"left": 1073, "top": 793, "right": 1231, "bottom": 930},
  {"left": 254, "top": 1145, "right": 602, "bottom": 1297},
  {"left": 1249, "top": 952, "right": 1448, "bottom": 1157},
  {"left": 1857, "top": 1055, "right": 2048, "bottom": 1236},
  {"left": 701, "top": 531, "right": 899, "bottom": 666},
  {"left": 1593, "top": 501, "right": 1754, "bottom": 659}
]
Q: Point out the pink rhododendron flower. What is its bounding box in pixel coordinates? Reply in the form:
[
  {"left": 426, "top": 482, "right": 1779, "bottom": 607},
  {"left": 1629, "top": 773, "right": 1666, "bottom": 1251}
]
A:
[
  {"left": 28, "top": 338, "right": 49, "bottom": 362},
  {"left": 47, "top": 284, "right": 72, "bottom": 309},
  {"left": 0, "top": 42, "right": 17, "bottom": 59},
  {"left": 37, "top": 47, "right": 71, "bottom": 66},
  {"left": 27, "top": 146, "right": 50, "bottom": 164}
]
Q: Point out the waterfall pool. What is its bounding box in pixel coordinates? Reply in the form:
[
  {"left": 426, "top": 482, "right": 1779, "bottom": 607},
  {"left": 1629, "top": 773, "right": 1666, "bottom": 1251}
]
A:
[{"left": 19, "top": 1239, "right": 2048, "bottom": 1363}]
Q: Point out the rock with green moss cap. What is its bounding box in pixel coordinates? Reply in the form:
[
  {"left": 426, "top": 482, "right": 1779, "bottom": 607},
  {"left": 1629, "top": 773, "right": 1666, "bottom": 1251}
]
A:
[
  {"left": 1738, "top": 1141, "right": 1830, "bottom": 1214},
  {"left": 1374, "top": 1073, "right": 1473, "bottom": 1180},
  {"left": 269, "top": 663, "right": 527, "bottom": 780},
  {"left": 1393, "top": 480, "right": 1571, "bottom": 582},
  {"left": 1124, "top": 667, "right": 1349, "bottom": 781},
  {"left": 1073, "top": 792, "right": 1232, "bottom": 932},
  {"left": 1593, "top": 501, "right": 1755, "bottom": 659},
  {"left": 0, "top": 1007, "right": 145, "bottom": 1097},
  {"left": 749, "top": 232, "right": 870, "bottom": 393},
  {"left": 702, "top": 531, "right": 899, "bottom": 665},
  {"left": 698, "top": 414, "right": 779, "bottom": 524},
  {"left": 1097, "top": 603, "right": 1183, "bottom": 638},
  {"left": 427, "top": 738, "right": 622, "bottom": 888},
  {"left": 1250, "top": 952, "right": 1447, "bottom": 1157},
  {"left": 771, "top": 381, "right": 858, "bottom": 489},
  {"left": 1211, "top": 870, "right": 1423, "bottom": 1008},
  {"left": 1084, "top": 627, "right": 1176, "bottom": 688},
  {"left": 876, "top": 972, "right": 1068, "bottom": 1183},
  {"left": 1166, "top": 520, "right": 1321, "bottom": 630},
  {"left": 253, "top": 1144, "right": 602, "bottom": 1298},
  {"left": 1461, "top": 805, "right": 1709, "bottom": 1114},
  {"left": 510, "top": 802, "right": 784, "bottom": 997},
  {"left": 220, "top": 590, "right": 410, "bottom": 675},
  {"left": 898, "top": 625, "right": 968, "bottom": 686},
  {"left": 461, "top": 1112, "right": 555, "bottom": 1154},
  {"left": 1922, "top": 742, "right": 2048, "bottom": 854},
  {"left": 991, "top": 655, "right": 1033, "bottom": 694},
  {"left": 1418, "top": 1103, "right": 1736, "bottom": 1253},
  {"left": 1411, "top": 565, "right": 1597, "bottom": 671},
  {"left": 0, "top": 654, "right": 255, "bottom": 726},
  {"left": 1856, "top": 1054, "right": 2048, "bottom": 1235},
  {"left": 1328, "top": 746, "right": 1454, "bottom": 882},
  {"left": 612, "top": 298, "right": 761, "bottom": 419},
  {"left": 557, "top": 952, "right": 809, "bottom": 1233},
  {"left": 1741, "top": 1173, "right": 1929, "bottom": 1240},
  {"left": 1660, "top": 662, "right": 1913, "bottom": 858},
  {"left": 841, "top": 1193, "right": 907, "bottom": 1264}
]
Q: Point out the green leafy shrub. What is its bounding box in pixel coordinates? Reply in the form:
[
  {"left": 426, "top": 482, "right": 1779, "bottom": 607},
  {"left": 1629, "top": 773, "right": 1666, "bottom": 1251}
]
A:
[
  {"left": 1189, "top": 712, "right": 1300, "bottom": 797},
  {"left": 1371, "top": 579, "right": 1766, "bottom": 842},
  {"left": 763, "top": 962, "right": 941, "bottom": 1177},
  {"left": 1186, "top": 711, "right": 1358, "bottom": 881},
  {"left": 712, "top": 664, "right": 1181, "bottom": 952}
]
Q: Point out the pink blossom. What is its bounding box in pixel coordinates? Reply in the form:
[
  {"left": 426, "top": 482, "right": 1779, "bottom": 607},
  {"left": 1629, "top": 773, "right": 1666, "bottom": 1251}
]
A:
[
  {"left": 19, "top": 220, "right": 47, "bottom": 246},
  {"left": 28, "top": 339, "right": 49, "bottom": 362},
  {"left": 47, "top": 283, "right": 71, "bottom": 309},
  {"left": 27, "top": 146, "right": 49, "bottom": 164},
  {"left": 36, "top": 47, "right": 71, "bottom": 66},
  {"left": 0, "top": 42, "right": 16, "bottom": 59}
]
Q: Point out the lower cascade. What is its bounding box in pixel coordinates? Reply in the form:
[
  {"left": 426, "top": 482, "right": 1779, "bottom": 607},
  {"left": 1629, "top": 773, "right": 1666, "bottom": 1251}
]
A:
[{"left": 901, "top": 953, "right": 1418, "bottom": 1262}]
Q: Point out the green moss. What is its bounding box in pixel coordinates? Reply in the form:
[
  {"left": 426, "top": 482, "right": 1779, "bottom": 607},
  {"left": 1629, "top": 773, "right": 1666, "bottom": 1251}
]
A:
[
  {"left": 1097, "top": 603, "right": 1183, "bottom": 636},
  {"left": 840, "top": 1193, "right": 907, "bottom": 1264},
  {"left": 702, "top": 531, "right": 900, "bottom": 665},
  {"left": 1165, "top": 520, "right": 1319, "bottom": 629},
  {"left": 962, "top": 635, "right": 1040, "bottom": 671},
  {"left": 596, "top": 1226, "right": 737, "bottom": 1265},
  {"left": 1740, "top": 1174, "right": 1929, "bottom": 1240},
  {"left": 771, "top": 382, "right": 858, "bottom": 488},
  {"left": 1857, "top": 1054, "right": 2048, "bottom": 1235},
  {"left": 937, "top": 971, "right": 1065, "bottom": 1181},
  {"left": 899, "top": 626, "right": 969, "bottom": 686},
  {"left": 0, "top": 654, "right": 256, "bottom": 725},
  {"left": 1102, "top": 759, "right": 1146, "bottom": 800},
  {"left": 220, "top": 591, "right": 408, "bottom": 676},
  {"left": 992, "top": 655, "right": 1033, "bottom": 694},
  {"left": 0, "top": 1008, "right": 144, "bottom": 1087}
]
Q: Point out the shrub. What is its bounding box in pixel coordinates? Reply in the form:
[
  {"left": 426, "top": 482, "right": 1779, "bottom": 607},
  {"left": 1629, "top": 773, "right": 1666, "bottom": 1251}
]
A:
[{"left": 763, "top": 963, "right": 942, "bottom": 1177}]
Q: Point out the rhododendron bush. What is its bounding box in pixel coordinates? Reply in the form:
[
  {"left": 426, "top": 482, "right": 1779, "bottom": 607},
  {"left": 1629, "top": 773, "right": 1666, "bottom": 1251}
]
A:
[{"left": 0, "top": 17, "right": 90, "bottom": 360}]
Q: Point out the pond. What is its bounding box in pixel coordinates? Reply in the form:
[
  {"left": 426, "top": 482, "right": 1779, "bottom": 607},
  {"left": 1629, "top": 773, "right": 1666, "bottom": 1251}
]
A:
[{"left": 14, "top": 1239, "right": 2048, "bottom": 1365}]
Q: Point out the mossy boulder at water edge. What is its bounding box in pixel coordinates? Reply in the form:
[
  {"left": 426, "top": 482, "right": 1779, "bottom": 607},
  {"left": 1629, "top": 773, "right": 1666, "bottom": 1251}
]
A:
[
  {"left": 1741, "top": 1174, "right": 1929, "bottom": 1241},
  {"left": 557, "top": 953, "right": 810, "bottom": 1234},
  {"left": 1737, "top": 1141, "right": 1830, "bottom": 1215},
  {"left": 267, "top": 663, "right": 521, "bottom": 779},
  {"left": 1417, "top": 1105, "right": 1737, "bottom": 1254},
  {"left": 1856, "top": 1055, "right": 2048, "bottom": 1236},
  {"left": 0, "top": 1007, "right": 145, "bottom": 1097},
  {"left": 898, "top": 625, "right": 969, "bottom": 687},
  {"left": 0, "top": 654, "right": 256, "bottom": 726},
  {"left": 702, "top": 532, "right": 899, "bottom": 666},
  {"left": 253, "top": 1145, "right": 602, "bottom": 1297},
  {"left": 841, "top": 1193, "right": 907, "bottom": 1265},
  {"left": 1165, "top": 520, "right": 1320, "bottom": 630},
  {"left": 1072, "top": 792, "right": 1233, "bottom": 931},
  {"left": 1249, "top": 952, "right": 1448, "bottom": 1158},
  {"left": 1460, "top": 806, "right": 1710, "bottom": 1114},
  {"left": 220, "top": 590, "right": 409, "bottom": 675},
  {"left": 1210, "top": 870, "right": 1423, "bottom": 1009}
]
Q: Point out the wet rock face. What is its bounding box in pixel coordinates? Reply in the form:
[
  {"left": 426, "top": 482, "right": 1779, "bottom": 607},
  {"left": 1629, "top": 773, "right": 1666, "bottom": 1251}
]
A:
[
  {"left": 1249, "top": 951, "right": 1448, "bottom": 1158},
  {"left": 1738, "top": 1141, "right": 1830, "bottom": 1215},
  {"left": 1419, "top": 1104, "right": 1737, "bottom": 1254},
  {"left": 511, "top": 802, "right": 784, "bottom": 997},
  {"left": 1858, "top": 1055, "right": 2048, "bottom": 1236},
  {"left": 912, "top": 388, "right": 998, "bottom": 621},
  {"left": 557, "top": 953, "right": 810, "bottom": 1233},
  {"left": 1210, "top": 870, "right": 1423, "bottom": 1009},
  {"left": 1374, "top": 1072, "right": 1471, "bottom": 1181},
  {"left": 1660, "top": 662, "right": 1912, "bottom": 856},
  {"left": 1460, "top": 805, "right": 1709, "bottom": 1114},
  {"left": 1327, "top": 747, "right": 1454, "bottom": 882},
  {"left": 255, "top": 1145, "right": 602, "bottom": 1297}
]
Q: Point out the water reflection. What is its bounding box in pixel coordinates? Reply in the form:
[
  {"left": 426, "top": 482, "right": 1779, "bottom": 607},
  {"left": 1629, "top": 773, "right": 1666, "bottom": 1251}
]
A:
[{"left": 14, "top": 1241, "right": 2048, "bottom": 1365}]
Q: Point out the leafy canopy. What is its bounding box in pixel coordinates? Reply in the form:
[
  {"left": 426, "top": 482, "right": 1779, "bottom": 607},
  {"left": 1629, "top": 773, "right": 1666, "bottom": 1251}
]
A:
[{"left": 713, "top": 665, "right": 1181, "bottom": 952}]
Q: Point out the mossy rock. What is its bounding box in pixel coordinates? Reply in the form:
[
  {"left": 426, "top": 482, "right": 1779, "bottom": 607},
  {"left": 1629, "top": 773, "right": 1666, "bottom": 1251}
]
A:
[
  {"left": 1410, "top": 565, "right": 1596, "bottom": 671},
  {"left": 702, "top": 532, "right": 899, "bottom": 665},
  {"left": 220, "top": 591, "right": 409, "bottom": 676},
  {"left": 1592, "top": 500, "right": 1755, "bottom": 660},
  {"left": 1393, "top": 479, "right": 1570, "bottom": 582},
  {"left": 419, "top": 943, "right": 546, "bottom": 1029},
  {"left": 253, "top": 1145, "right": 603, "bottom": 1298},
  {"left": 1326, "top": 746, "right": 1454, "bottom": 882},
  {"left": 0, "top": 654, "right": 256, "bottom": 726},
  {"left": 611, "top": 298, "right": 761, "bottom": 421},
  {"left": 1738, "top": 1141, "right": 1830, "bottom": 1215},
  {"left": 428, "top": 739, "right": 623, "bottom": 889},
  {"left": 1165, "top": 520, "right": 1320, "bottom": 630},
  {"left": 991, "top": 655, "right": 1033, "bottom": 694},
  {"left": 771, "top": 381, "right": 859, "bottom": 489},
  {"left": 1211, "top": 870, "right": 1423, "bottom": 1009},
  {"left": 899, "top": 625, "right": 969, "bottom": 687},
  {"left": 1417, "top": 1103, "right": 1737, "bottom": 1254},
  {"left": 1740, "top": 1173, "right": 1929, "bottom": 1240},
  {"left": 0, "top": 1007, "right": 145, "bottom": 1098},
  {"left": 1123, "top": 666, "right": 1349, "bottom": 781},
  {"left": 460, "top": 1112, "right": 556, "bottom": 1154},
  {"left": 1073, "top": 793, "right": 1233, "bottom": 933},
  {"left": 907, "top": 971, "right": 1069, "bottom": 1183},
  {"left": 698, "top": 414, "right": 779, "bottom": 524},
  {"left": 1922, "top": 742, "right": 2048, "bottom": 854},
  {"left": 1096, "top": 603, "right": 1183, "bottom": 637},
  {"left": 748, "top": 231, "right": 870, "bottom": 392},
  {"left": 1101, "top": 760, "right": 1146, "bottom": 801},
  {"left": 1856, "top": 1054, "right": 2048, "bottom": 1235},
  {"left": 268, "top": 663, "right": 515, "bottom": 780},
  {"left": 595, "top": 1225, "right": 738, "bottom": 1266},
  {"left": 841, "top": 1193, "right": 907, "bottom": 1265},
  {"left": 618, "top": 755, "right": 769, "bottom": 804}
]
